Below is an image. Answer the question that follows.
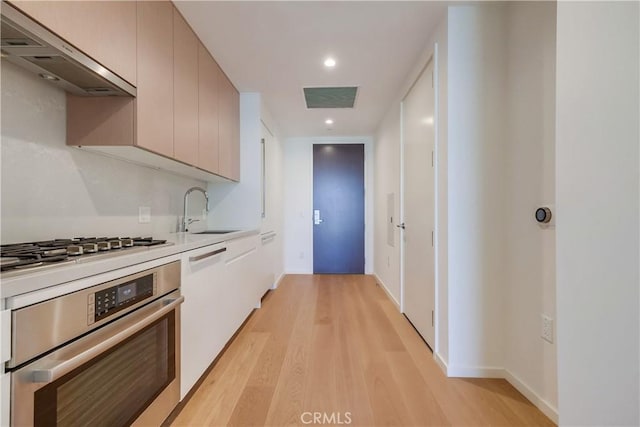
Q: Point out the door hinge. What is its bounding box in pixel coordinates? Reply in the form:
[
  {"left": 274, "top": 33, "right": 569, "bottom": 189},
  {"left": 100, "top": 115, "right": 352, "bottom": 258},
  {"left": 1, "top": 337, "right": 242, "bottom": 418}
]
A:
[
  {"left": 431, "top": 150, "right": 434, "bottom": 167},
  {"left": 431, "top": 230, "right": 434, "bottom": 247},
  {"left": 431, "top": 310, "right": 434, "bottom": 327}
]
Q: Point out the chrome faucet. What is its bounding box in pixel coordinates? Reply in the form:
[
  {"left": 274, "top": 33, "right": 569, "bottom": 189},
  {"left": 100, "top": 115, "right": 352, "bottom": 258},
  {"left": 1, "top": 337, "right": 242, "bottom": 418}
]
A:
[{"left": 182, "top": 187, "right": 209, "bottom": 232}]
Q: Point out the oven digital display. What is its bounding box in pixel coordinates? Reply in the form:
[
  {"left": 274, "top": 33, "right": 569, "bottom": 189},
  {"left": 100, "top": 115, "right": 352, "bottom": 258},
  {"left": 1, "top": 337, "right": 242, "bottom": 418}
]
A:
[
  {"left": 117, "top": 282, "right": 137, "bottom": 304},
  {"left": 93, "top": 274, "right": 155, "bottom": 321}
]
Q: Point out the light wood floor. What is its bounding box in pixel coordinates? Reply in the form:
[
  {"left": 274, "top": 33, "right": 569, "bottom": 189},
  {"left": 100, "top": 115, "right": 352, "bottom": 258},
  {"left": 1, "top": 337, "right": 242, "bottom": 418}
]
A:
[{"left": 172, "top": 275, "right": 555, "bottom": 426}]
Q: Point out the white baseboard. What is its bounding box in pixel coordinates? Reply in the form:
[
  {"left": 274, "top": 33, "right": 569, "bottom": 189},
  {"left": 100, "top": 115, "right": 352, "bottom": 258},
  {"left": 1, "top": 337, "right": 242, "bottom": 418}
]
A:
[
  {"left": 445, "top": 365, "right": 558, "bottom": 423},
  {"left": 504, "top": 370, "right": 558, "bottom": 424},
  {"left": 271, "top": 272, "right": 285, "bottom": 289},
  {"left": 373, "top": 273, "right": 400, "bottom": 309},
  {"left": 434, "top": 352, "right": 448, "bottom": 375},
  {"left": 446, "top": 364, "right": 506, "bottom": 378}
]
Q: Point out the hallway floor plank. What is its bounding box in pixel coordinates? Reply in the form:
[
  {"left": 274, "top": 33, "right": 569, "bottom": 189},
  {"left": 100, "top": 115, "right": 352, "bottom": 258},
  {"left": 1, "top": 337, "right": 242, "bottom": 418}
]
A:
[{"left": 172, "top": 275, "right": 555, "bottom": 426}]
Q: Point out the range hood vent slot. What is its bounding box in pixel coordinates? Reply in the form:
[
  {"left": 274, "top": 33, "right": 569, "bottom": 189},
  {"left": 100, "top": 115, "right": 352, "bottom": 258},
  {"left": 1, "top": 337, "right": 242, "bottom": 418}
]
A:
[
  {"left": 0, "top": 3, "right": 135, "bottom": 97},
  {"left": 3, "top": 38, "right": 40, "bottom": 47}
]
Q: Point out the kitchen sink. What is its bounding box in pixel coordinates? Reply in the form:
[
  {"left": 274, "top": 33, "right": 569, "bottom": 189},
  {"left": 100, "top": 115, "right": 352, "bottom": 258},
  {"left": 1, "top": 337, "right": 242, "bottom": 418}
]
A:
[{"left": 194, "top": 230, "right": 239, "bottom": 235}]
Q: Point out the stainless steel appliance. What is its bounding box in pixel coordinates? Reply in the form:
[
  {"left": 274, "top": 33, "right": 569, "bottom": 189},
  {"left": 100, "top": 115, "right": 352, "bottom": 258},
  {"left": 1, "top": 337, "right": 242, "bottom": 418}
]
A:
[
  {"left": 0, "top": 2, "right": 136, "bottom": 96},
  {"left": 8, "top": 261, "right": 183, "bottom": 426},
  {"left": 0, "top": 237, "right": 172, "bottom": 277}
]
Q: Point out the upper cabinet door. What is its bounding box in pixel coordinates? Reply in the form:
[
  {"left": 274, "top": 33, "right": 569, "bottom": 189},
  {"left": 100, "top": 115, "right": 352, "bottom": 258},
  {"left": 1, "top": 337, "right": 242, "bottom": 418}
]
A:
[
  {"left": 9, "top": 1, "right": 137, "bottom": 86},
  {"left": 218, "top": 73, "right": 240, "bottom": 182},
  {"left": 218, "top": 72, "right": 234, "bottom": 180},
  {"left": 136, "top": 1, "right": 174, "bottom": 158},
  {"left": 173, "top": 8, "right": 199, "bottom": 166},
  {"left": 230, "top": 85, "right": 240, "bottom": 181},
  {"left": 198, "top": 43, "right": 220, "bottom": 174}
]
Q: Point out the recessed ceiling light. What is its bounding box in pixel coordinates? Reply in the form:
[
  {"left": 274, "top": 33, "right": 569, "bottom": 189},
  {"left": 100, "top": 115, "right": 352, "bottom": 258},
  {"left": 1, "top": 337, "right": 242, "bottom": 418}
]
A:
[
  {"left": 325, "top": 118, "right": 334, "bottom": 125},
  {"left": 324, "top": 57, "right": 336, "bottom": 68}
]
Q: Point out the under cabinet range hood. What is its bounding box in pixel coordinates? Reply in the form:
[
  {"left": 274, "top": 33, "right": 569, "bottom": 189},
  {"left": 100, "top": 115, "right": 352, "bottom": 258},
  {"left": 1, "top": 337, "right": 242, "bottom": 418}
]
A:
[{"left": 0, "top": 2, "right": 136, "bottom": 96}]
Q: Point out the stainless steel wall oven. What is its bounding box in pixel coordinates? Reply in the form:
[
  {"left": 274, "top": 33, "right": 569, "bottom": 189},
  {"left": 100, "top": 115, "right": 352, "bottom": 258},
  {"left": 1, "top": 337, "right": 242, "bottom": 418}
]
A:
[{"left": 8, "top": 261, "right": 183, "bottom": 426}]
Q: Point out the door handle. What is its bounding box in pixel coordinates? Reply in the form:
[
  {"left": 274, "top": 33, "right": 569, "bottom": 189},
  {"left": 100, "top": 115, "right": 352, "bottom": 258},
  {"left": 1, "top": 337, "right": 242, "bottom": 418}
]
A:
[
  {"left": 314, "top": 209, "right": 323, "bottom": 225},
  {"left": 396, "top": 223, "right": 405, "bottom": 229}
]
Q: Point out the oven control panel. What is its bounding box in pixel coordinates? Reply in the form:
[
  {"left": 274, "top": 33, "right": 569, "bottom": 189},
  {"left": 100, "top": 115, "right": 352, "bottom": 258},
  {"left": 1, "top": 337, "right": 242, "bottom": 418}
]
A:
[{"left": 88, "top": 273, "right": 157, "bottom": 324}]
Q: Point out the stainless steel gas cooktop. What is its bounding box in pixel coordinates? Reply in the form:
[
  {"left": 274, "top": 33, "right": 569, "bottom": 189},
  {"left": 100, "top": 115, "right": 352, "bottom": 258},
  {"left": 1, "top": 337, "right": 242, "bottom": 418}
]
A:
[{"left": 0, "top": 237, "right": 173, "bottom": 276}]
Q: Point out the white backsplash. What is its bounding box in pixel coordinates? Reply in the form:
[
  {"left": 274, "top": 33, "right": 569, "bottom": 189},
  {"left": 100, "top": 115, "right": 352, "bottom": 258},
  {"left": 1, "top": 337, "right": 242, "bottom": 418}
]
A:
[{"left": 1, "top": 60, "right": 207, "bottom": 244}]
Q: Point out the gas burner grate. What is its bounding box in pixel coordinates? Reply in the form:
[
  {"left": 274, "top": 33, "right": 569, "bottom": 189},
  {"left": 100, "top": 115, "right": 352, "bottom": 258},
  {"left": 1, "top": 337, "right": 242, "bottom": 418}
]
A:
[{"left": 0, "top": 236, "right": 170, "bottom": 274}]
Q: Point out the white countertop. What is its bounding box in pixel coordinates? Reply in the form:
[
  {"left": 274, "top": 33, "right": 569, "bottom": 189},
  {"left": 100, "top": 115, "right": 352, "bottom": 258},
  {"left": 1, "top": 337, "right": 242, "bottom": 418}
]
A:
[{"left": 0, "top": 229, "right": 259, "bottom": 300}]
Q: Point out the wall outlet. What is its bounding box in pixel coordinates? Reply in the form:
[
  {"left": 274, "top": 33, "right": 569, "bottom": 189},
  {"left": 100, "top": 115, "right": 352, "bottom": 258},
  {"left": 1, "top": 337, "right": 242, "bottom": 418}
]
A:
[
  {"left": 138, "top": 207, "right": 151, "bottom": 224},
  {"left": 541, "top": 314, "right": 554, "bottom": 343}
]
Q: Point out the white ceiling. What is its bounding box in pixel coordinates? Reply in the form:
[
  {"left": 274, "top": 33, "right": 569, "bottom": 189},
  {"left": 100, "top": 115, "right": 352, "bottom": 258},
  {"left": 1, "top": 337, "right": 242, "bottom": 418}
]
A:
[{"left": 175, "top": 1, "right": 447, "bottom": 138}]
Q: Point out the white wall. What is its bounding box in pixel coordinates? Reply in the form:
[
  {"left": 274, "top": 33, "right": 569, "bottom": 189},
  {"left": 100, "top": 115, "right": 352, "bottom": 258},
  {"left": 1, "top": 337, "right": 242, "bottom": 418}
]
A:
[
  {"left": 283, "top": 137, "right": 374, "bottom": 275},
  {"left": 373, "top": 106, "right": 401, "bottom": 304},
  {"left": 260, "top": 102, "right": 284, "bottom": 236},
  {"left": 283, "top": 139, "right": 313, "bottom": 273},
  {"left": 206, "top": 93, "right": 262, "bottom": 230},
  {"left": 0, "top": 61, "right": 207, "bottom": 243},
  {"left": 503, "top": 2, "right": 558, "bottom": 419},
  {"left": 556, "top": 2, "right": 639, "bottom": 425},
  {"left": 260, "top": 102, "right": 285, "bottom": 282},
  {"left": 373, "top": 5, "right": 559, "bottom": 420},
  {"left": 446, "top": 3, "right": 508, "bottom": 375}
]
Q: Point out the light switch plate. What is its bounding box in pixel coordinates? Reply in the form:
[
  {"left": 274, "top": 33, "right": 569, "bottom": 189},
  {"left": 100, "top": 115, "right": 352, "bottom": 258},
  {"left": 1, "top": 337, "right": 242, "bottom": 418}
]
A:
[
  {"left": 541, "top": 314, "right": 554, "bottom": 343},
  {"left": 138, "top": 206, "right": 151, "bottom": 224}
]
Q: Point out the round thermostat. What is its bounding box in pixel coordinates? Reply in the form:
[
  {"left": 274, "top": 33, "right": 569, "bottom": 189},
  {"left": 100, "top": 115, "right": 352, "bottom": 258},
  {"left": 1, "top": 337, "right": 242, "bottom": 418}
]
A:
[{"left": 535, "top": 207, "right": 552, "bottom": 224}]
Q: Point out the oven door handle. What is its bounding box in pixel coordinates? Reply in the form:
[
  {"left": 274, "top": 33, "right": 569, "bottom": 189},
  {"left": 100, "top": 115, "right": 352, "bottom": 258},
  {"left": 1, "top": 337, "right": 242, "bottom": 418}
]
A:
[{"left": 31, "top": 295, "right": 184, "bottom": 384}]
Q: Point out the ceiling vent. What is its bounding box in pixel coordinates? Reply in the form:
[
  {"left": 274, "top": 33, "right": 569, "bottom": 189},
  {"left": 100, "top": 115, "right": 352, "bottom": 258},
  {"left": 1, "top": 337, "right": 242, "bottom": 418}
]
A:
[{"left": 303, "top": 86, "right": 358, "bottom": 109}]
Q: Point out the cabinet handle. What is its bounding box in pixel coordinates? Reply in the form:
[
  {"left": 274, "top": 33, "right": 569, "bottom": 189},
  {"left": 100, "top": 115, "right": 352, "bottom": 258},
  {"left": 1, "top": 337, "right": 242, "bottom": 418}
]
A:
[
  {"left": 261, "top": 138, "right": 266, "bottom": 219},
  {"left": 261, "top": 232, "right": 276, "bottom": 242},
  {"left": 189, "top": 247, "right": 227, "bottom": 262}
]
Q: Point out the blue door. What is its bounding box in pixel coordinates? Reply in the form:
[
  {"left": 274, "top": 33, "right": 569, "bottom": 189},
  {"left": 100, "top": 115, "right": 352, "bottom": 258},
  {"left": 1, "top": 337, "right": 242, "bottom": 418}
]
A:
[{"left": 313, "top": 144, "right": 365, "bottom": 274}]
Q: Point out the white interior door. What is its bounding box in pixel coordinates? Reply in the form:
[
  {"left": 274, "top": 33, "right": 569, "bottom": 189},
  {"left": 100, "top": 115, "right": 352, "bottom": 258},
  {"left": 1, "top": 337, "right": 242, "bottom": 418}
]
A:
[{"left": 401, "top": 59, "right": 435, "bottom": 348}]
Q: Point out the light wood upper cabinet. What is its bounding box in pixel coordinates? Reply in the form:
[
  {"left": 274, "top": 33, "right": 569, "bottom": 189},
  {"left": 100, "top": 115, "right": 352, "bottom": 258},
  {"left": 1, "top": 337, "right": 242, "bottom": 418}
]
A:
[
  {"left": 64, "top": 3, "right": 241, "bottom": 183},
  {"left": 136, "top": 1, "right": 174, "bottom": 158},
  {"left": 9, "top": 1, "right": 137, "bottom": 86},
  {"left": 173, "top": 9, "right": 199, "bottom": 166},
  {"left": 218, "top": 72, "right": 240, "bottom": 182},
  {"left": 231, "top": 85, "right": 241, "bottom": 181},
  {"left": 198, "top": 43, "right": 220, "bottom": 174}
]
